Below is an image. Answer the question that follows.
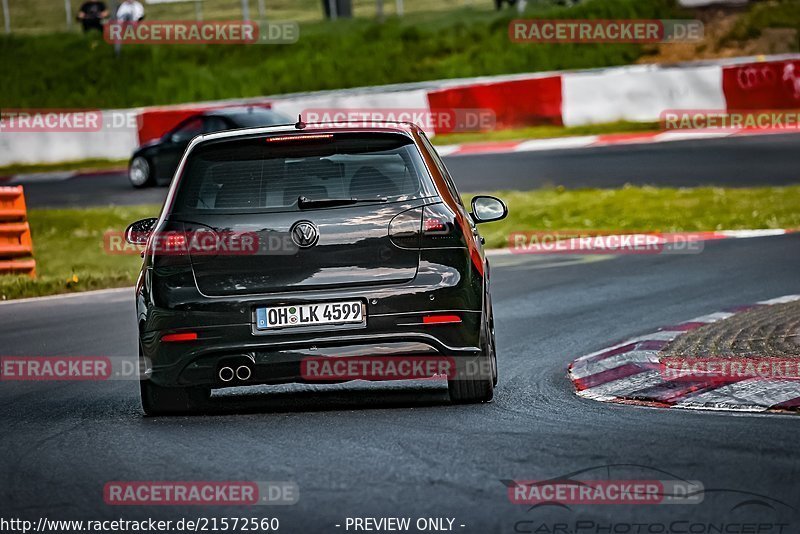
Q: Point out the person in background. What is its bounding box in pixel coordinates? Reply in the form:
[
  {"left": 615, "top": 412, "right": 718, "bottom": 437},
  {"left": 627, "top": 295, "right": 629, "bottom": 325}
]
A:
[
  {"left": 116, "top": 0, "right": 145, "bottom": 22},
  {"left": 76, "top": 0, "right": 108, "bottom": 33}
]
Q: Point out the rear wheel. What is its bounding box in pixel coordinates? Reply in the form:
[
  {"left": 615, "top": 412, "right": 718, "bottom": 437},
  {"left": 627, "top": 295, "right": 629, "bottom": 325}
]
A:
[
  {"left": 139, "top": 380, "right": 211, "bottom": 415},
  {"left": 447, "top": 363, "right": 494, "bottom": 403},
  {"left": 448, "top": 307, "right": 495, "bottom": 404},
  {"left": 139, "top": 348, "right": 209, "bottom": 415},
  {"left": 488, "top": 297, "right": 498, "bottom": 386},
  {"left": 140, "top": 380, "right": 210, "bottom": 416},
  {"left": 129, "top": 156, "right": 154, "bottom": 188}
]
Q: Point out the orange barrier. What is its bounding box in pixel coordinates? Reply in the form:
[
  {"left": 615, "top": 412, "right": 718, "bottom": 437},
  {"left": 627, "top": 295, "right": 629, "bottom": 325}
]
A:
[{"left": 0, "top": 187, "right": 36, "bottom": 277}]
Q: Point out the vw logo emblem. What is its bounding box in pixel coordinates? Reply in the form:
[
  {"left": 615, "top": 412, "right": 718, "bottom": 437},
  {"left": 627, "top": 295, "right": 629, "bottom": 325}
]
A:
[{"left": 290, "top": 221, "right": 319, "bottom": 248}]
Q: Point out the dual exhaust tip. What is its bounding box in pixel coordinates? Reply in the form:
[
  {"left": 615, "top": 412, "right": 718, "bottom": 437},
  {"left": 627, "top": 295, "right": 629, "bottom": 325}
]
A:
[{"left": 218, "top": 364, "right": 252, "bottom": 382}]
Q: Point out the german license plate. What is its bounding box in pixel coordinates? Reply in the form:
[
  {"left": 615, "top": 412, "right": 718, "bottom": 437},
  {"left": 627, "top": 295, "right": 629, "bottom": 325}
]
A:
[{"left": 256, "top": 301, "right": 364, "bottom": 330}]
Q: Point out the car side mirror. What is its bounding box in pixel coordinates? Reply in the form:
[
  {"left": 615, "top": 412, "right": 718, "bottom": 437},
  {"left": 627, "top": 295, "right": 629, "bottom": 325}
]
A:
[
  {"left": 470, "top": 195, "right": 508, "bottom": 224},
  {"left": 125, "top": 218, "right": 158, "bottom": 245}
]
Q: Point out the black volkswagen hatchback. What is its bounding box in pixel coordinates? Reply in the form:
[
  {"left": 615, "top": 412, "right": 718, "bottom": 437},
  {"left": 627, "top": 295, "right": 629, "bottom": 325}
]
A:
[{"left": 126, "top": 122, "right": 508, "bottom": 415}]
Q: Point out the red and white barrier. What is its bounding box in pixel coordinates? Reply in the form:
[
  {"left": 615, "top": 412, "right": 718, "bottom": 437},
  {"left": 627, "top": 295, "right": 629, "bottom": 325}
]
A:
[
  {"left": 427, "top": 74, "right": 563, "bottom": 132},
  {"left": 270, "top": 88, "right": 432, "bottom": 128},
  {"left": 722, "top": 58, "right": 800, "bottom": 110},
  {"left": 1, "top": 54, "right": 798, "bottom": 166},
  {"left": 561, "top": 64, "right": 725, "bottom": 126},
  {"left": 0, "top": 109, "right": 140, "bottom": 165}
]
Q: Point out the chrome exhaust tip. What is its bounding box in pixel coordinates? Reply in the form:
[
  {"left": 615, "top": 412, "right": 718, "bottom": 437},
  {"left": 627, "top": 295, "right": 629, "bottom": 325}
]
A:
[
  {"left": 236, "top": 365, "right": 252, "bottom": 381},
  {"left": 218, "top": 366, "right": 235, "bottom": 382}
]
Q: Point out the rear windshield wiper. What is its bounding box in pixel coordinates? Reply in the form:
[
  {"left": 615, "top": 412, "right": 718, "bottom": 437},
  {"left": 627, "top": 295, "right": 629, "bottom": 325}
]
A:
[{"left": 297, "top": 196, "right": 388, "bottom": 209}]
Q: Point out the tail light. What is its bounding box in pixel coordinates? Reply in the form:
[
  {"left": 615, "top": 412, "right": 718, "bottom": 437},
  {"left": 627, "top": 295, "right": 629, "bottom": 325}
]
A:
[
  {"left": 267, "top": 134, "right": 334, "bottom": 143},
  {"left": 423, "top": 314, "right": 462, "bottom": 324},
  {"left": 146, "top": 222, "right": 191, "bottom": 259},
  {"left": 388, "top": 203, "right": 466, "bottom": 249},
  {"left": 420, "top": 203, "right": 465, "bottom": 248},
  {"left": 423, "top": 217, "right": 447, "bottom": 233},
  {"left": 161, "top": 332, "right": 198, "bottom": 342},
  {"left": 162, "top": 232, "right": 187, "bottom": 252},
  {"left": 146, "top": 221, "right": 196, "bottom": 309}
]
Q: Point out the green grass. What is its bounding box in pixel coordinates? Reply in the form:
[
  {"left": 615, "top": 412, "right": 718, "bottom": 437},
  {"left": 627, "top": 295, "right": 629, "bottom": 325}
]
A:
[
  {"left": 0, "top": 158, "right": 127, "bottom": 176},
  {"left": 432, "top": 121, "right": 660, "bottom": 145},
  {"left": 4, "top": 0, "right": 490, "bottom": 33},
  {"left": 3, "top": 0, "right": 676, "bottom": 35},
  {"left": 0, "top": 0, "right": 682, "bottom": 109},
  {"left": 467, "top": 185, "right": 800, "bottom": 249},
  {"left": 725, "top": 0, "right": 800, "bottom": 43},
  {"left": 3, "top": 185, "right": 800, "bottom": 300},
  {"left": 0, "top": 205, "right": 159, "bottom": 301}
]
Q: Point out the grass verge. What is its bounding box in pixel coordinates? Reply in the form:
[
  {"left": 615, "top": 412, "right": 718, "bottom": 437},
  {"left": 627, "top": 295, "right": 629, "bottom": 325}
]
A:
[
  {"left": 466, "top": 185, "right": 800, "bottom": 249},
  {"left": 0, "top": 158, "right": 127, "bottom": 177},
  {"left": 2, "top": 185, "right": 799, "bottom": 300},
  {"left": 1, "top": 0, "right": 681, "bottom": 108},
  {"left": 431, "top": 121, "right": 660, "bottom": 146},
  {"left": 0, "top": 205, "right": 159, "bottom": 301},
  {"left": 724, "top": 0, "right": 800, "bottom": 43}
]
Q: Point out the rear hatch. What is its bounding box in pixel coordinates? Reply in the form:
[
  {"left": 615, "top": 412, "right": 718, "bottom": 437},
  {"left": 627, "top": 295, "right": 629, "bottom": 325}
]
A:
[{"left": 168, "top": 131, "right": 436, "bottom": 296}]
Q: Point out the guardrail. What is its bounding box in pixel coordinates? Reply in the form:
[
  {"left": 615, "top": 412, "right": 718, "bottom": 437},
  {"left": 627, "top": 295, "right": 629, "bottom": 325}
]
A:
[{"left": 0, "top": 186, "right": 36, "bottom": 277}]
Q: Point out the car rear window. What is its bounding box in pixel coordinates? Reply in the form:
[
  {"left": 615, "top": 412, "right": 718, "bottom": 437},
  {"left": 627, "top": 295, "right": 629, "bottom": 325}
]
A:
[{"left": 171, "top": 132, "right": 433, "bottom": 213}]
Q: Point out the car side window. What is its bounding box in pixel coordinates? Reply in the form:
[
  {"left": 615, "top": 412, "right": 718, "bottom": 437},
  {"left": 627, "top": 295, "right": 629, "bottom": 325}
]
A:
[
  {"left": 202, "top": 116, "right": 229, "bottom": 134},
  {"left": 419, "top": 133, "right": 466, "bottom": 210},
  {"left": 170, "top": 117, "right": 204, "bottom": 144}
]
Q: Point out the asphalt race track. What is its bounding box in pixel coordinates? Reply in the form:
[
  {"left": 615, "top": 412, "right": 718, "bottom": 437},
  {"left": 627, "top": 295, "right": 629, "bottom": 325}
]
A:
[
  {"left": 2, "top": 235, "right": 799, "bottom": 531},
  {"left": 446, "top": 132, "right": 800, "bottom": 191},
  {"left": 20, "top": 133, "right": 800, "bottom": 208}
]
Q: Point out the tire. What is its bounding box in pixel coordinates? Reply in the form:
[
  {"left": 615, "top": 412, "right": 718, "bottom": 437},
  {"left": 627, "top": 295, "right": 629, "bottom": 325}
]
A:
[
  {"left": 129, "top": 156, "right": 154, "bottom": 188},
  {"left": 447, "top": 309, "right": 495, "bottom": 404},
  {"left": 447, "top": 355, "right": 494, "bottom": 403},
  {"left": 138, "top": 348, "right": 209, "bottom": 415},
  {"left": 488, "top": 300, "right": 498, "bottom": 387},
  {"left": 140, "top": 379, "right": 210, "bottom": 416}
]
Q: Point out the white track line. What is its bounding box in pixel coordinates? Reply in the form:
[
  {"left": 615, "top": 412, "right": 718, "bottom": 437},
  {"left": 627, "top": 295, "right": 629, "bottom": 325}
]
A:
[{"left": 0, "top": 286, "right": 133, "bottom": 306}]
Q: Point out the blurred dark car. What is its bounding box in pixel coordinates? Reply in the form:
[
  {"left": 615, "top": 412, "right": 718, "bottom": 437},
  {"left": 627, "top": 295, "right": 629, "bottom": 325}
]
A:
[{"left": 128, "top": 107, "right": 290, "bottom": 188}]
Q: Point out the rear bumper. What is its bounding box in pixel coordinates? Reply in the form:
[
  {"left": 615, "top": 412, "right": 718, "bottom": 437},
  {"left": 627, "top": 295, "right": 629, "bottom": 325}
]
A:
[
  {"left": 143, "top": 333, "right": 480, "bottom": 388},
  {"left": 138, "top": 248, "right": 487, "bottom": 388},
  {"left": 143, "top": 314, "right": 482, "bottom": 388}
]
